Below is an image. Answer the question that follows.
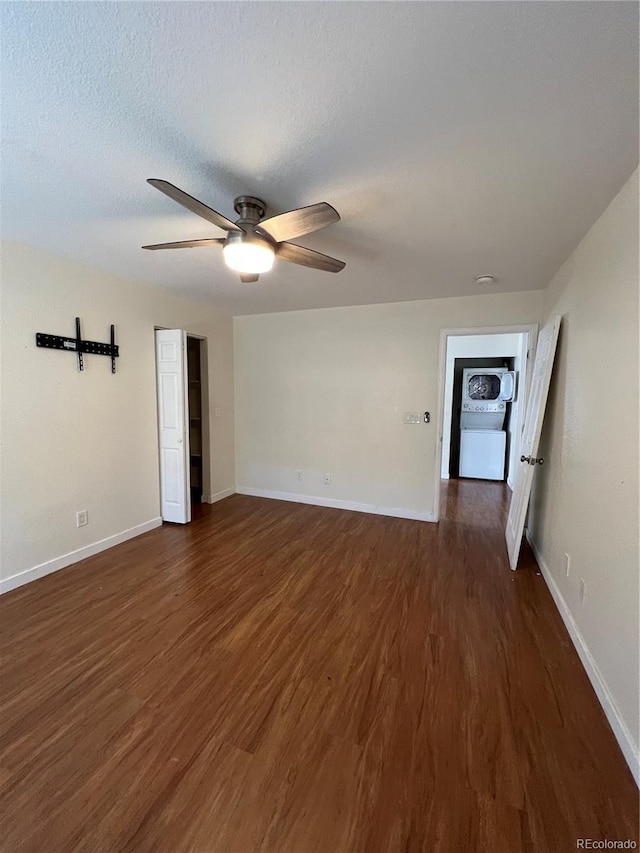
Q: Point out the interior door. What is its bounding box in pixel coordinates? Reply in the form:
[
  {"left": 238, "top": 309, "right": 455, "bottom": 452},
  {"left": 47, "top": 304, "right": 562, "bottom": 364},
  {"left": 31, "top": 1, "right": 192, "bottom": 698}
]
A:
[
  {"left": 155, "top": 329, "right": 191, "bottom": 523},
  {"left": 505, "top": 316, "right": 561, "bottom": 570}
]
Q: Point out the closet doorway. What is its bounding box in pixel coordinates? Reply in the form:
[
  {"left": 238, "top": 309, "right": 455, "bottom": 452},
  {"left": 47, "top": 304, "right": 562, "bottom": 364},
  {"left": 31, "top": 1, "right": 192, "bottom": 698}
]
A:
[{"left": 155, "top": 329, "right": 210, "bottom": 524}]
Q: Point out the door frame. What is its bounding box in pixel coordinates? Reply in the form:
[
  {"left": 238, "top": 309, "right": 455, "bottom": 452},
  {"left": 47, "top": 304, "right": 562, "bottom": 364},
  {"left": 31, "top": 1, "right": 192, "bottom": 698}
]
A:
[{"left": 433, "top": 323, "right": 539, "bottom": 523}]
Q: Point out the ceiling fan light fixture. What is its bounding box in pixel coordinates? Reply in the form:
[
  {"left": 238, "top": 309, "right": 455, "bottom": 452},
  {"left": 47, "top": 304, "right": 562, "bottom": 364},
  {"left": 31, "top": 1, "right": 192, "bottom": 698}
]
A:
[
  {"left": 223, "top": 237, "right": 275, "bottom": 274},
  {"left": 144, "top": 180, "right": 345, "bottom": 277}
]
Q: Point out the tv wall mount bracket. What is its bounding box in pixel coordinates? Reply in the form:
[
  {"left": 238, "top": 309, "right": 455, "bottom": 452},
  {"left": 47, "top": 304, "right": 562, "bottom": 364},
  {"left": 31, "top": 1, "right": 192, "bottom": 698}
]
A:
[{"left": 36, "top": 317, "right": 119, "bottom": 373}]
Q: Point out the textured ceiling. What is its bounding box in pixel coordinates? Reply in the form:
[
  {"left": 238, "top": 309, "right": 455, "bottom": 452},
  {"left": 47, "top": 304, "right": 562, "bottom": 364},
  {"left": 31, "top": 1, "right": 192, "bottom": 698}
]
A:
[{"left": 1, "top": 2, "right": 638, "bottom": 315}]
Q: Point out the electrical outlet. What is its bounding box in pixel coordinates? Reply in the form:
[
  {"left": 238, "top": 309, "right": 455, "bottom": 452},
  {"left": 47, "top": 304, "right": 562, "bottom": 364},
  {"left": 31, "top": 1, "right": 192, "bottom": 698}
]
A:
[
  {"left": 580, "top": 578, "right": 586, "bottom": 603},
  {"left": 76, "top": 510, "right": 88, "bottom": 528},
  {"left": 296, "top": 470, "right": 304, "bottom": 481},
  {"left": 564, "top": 553, "right": 571, "bottom": 577},
  {"left": 323, "top": 473, "right": 331, "bottom": 485},
  {"left": 214, "top": 406, "right": 222, "bottom": 418}
]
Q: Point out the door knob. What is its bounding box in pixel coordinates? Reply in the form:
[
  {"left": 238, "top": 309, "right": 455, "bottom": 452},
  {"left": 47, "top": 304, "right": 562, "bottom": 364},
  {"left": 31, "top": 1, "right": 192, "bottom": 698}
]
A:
[
  {"left": 177, "top": 438, "right": 183, "bottom": 443},
  {"left": 521, "top": 454, "right": 544, "bottom": 465}
]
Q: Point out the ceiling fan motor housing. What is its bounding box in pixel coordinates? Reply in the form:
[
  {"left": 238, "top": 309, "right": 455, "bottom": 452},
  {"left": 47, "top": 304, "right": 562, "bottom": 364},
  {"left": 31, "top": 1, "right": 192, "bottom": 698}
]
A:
[
  {"left": 233, "top": 195, "right": 267, "bottom": 228},
  {"left": 224, "top": 229, "right": 275, "bottom": 252}
]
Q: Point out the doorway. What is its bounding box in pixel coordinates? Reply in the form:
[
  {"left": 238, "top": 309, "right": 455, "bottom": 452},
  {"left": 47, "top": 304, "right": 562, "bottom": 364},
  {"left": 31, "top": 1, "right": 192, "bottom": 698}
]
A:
[
  {"left": 433, "top": 325, "right": 538, "bottom": 524},
  {"left": 187, "top": 336, "right": 209, "bottom": 512},
  {"left": 155, "top": 329, "right": 210, "bottom": 524},
  {"left": 447, "top": 355, "right": 514, "bottom": 480}
]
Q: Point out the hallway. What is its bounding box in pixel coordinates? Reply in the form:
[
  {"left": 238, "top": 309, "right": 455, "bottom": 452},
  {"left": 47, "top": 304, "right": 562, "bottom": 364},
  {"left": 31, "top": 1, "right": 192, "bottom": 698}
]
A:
[{"left": 439, "top": 477, "right": 512, "bottom": 528}]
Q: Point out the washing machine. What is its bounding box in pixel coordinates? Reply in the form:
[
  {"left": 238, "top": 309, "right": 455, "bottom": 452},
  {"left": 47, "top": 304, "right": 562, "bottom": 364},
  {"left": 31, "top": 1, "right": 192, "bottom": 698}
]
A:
[{"left": 459, "top": 429, "right": 507, "bottom": 480}]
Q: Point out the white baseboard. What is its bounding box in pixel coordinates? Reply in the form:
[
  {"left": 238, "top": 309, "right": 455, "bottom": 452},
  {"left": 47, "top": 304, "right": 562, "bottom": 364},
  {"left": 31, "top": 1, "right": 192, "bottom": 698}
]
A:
[
  {"left": 236, "top": 486, "right": 434, "bottom": 522},
  {"left": 525, "top": 529, "right": 639, "bottom": 785},
  {"left": 205, "top": 487, "right": 236, "bottom": 504},
  {"left": 0, "top": 517, "right": 163, "bottom": 596}
]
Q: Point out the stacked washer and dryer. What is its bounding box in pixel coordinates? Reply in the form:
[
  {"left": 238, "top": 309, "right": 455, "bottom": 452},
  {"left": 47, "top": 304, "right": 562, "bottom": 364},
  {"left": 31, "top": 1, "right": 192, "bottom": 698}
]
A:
[{"left": 459, "top": 367, "right": 516, "bottom": 481}]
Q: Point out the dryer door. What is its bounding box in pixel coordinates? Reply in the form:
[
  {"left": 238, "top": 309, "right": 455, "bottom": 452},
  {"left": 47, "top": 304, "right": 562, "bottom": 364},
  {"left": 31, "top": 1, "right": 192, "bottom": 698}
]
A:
[{"left": 499, "top": 372, "right": 516, "bottom": 402}]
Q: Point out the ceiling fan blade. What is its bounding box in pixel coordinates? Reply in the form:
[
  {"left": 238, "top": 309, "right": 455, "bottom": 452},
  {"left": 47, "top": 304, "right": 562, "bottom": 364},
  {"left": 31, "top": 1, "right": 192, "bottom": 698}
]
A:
[
  {"left": 277, "top": 242, "right": 345, "bottom": 273},
  {"left": 147, "top": 179, "right": 242, "bottom": 232},
  {"left": 257, "top": 202, "right": 339, "bottom": 243},
  {"left": 142, "top": 238, "right": 225, "bottom": 250},
  {"left": 240, "top": 274, "right": 260, "bottom": 283}
]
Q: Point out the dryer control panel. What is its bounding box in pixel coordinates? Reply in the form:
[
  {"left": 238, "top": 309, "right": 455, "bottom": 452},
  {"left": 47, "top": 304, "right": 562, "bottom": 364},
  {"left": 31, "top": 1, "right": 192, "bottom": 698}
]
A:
[{"left": 462, "top": 401, "right": 505, "bottom": 412}]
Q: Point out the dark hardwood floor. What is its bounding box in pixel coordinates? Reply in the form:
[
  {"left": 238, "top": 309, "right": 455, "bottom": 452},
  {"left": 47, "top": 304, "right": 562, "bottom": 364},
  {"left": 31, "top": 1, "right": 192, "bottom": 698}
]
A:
[{"left": 0, "top": 482, "right": 637, "bottom": 852}]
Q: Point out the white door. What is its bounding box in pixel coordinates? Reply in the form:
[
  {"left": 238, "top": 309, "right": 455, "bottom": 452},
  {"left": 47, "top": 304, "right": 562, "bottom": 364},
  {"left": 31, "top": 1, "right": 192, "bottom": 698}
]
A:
[
  {"left": 505, "top": 316, "right": 561, "bottom": 570},
  {"left": 155, "top": 329, "right": 191, "bottom": 524}
]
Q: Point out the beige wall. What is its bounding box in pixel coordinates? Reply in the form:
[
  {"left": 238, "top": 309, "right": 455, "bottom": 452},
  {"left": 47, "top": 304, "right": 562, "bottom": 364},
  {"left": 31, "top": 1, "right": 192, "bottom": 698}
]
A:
[
  {"left": 528, "top": 171, "right": 639, "bottom": 778},
  {"left": 234, "top": 290, "right": 542, "bottom": 520},
  {"left": 0, "top": 241, "right": 235, "bottom": 588}
]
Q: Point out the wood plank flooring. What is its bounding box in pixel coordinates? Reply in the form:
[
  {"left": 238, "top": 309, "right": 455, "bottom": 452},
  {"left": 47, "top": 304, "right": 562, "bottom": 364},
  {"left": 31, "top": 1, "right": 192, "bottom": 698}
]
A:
[{"left": 0, "top": 481, "right": 637, "bottom": 852}]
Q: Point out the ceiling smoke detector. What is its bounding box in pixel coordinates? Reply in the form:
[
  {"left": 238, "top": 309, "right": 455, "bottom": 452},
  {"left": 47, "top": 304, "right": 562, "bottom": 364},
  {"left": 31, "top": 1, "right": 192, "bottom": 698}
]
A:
[{"left": 475, "top": 275, "right": 496, "bottom": 286}]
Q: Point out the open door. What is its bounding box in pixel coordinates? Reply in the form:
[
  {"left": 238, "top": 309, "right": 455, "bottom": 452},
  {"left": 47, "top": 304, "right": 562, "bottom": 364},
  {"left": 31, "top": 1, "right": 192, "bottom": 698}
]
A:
[
  {"left": 505, "top": 316, "right": 561, "bottom": 569},
  {"left": 155, "top": 329, "right": 191, "bottom": 524}
]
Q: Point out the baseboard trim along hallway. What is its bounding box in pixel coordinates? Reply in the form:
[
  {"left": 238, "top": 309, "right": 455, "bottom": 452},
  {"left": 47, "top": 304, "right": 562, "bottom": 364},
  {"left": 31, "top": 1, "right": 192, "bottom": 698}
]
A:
[
  {"left": 235, "top": 486, "right": 435, "bottom": 522},
  {"left": 206, "top": 487, "right": 236, "bottom": 504}
]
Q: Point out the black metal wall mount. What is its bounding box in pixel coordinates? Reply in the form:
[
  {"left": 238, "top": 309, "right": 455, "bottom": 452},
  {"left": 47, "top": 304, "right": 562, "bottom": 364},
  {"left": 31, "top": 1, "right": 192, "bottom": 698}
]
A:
[{"left": 36, "top": 317, "right": 119, "bottom": 373}]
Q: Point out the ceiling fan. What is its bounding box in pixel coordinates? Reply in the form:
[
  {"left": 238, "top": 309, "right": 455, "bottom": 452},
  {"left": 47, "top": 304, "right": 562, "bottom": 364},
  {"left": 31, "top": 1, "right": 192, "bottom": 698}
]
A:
[{"left": 142, "top": 179, "right": 345, "bottom": 283}]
